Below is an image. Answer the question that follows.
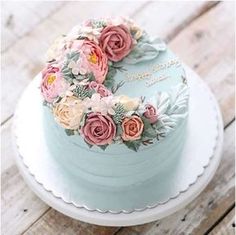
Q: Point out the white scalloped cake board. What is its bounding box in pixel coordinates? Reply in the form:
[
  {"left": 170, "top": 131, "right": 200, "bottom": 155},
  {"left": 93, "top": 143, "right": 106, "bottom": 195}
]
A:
[{"left": 12, "top": 65, "right": 223, "bottom": 226}]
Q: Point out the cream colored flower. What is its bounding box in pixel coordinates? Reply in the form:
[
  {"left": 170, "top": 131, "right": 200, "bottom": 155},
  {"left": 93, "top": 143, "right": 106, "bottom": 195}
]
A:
[
  {"left": 117, "top": 95, "right": 140, "bottom": 111},
  {"left": 67, "top": 25, "right": 102, "bottom": 43},
  {"left": 131, "top": 25, "right": 143, "bottom": 40},
  {"left": 116, "top": 17, "right": 143, "bottom": 40},
  {"left": 53, "top": 96, "right": 85, "bottom": 130},
  {"left": 46, "top": 36, "right": 67, "bottom": 61}
]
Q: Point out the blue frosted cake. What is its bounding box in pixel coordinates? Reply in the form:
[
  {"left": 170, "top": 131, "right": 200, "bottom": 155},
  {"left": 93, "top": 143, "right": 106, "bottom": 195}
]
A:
[{"left": 41, "top": 17, "right": 189, "bottom": 189}]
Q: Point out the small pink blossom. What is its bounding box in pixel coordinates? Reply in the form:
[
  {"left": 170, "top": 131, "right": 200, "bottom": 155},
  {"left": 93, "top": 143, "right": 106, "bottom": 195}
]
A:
[
  {"left": 40, "top": 65, "right": 68, "bottom": 103},
  {"left": 143, "top": 104, "right": 158, "bottom": 124},
  {"left": 88, "top": 81, "right": 112, "bottom": 97}
]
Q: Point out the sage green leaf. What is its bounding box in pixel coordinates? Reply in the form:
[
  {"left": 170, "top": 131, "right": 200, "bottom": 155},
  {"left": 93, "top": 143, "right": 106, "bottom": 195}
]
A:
[
  {"left": 84, "top": 141, "right": 93, "bottom": 149},
  {"left": 116, "top": 124, "right": 123, "bottom": 136},
  {"left": 124, "top": 140, "right": 141, "bottom": 152},
  {"left": 65, "top": 129, "right": 75, "bottom": 136},
  {"left": 142, "top": 127, "right": 157, "bottom": 139},
  {"left": 73, "top": 85, "right": 93, "bottom": 99},
  {"left": 99, "top": 144, "right": 109, "bottom": 150},
  {"left": 113, "top": 103, "right": 125, "bottom": 124},
  {"left": 141, "top": 116, "right": 152, "bottom": 129}
]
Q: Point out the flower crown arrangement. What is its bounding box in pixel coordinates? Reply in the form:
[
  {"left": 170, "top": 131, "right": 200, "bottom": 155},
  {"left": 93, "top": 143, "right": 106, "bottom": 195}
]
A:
[{"left": 40, "top": 17, "right": 188, "bottom": 151}]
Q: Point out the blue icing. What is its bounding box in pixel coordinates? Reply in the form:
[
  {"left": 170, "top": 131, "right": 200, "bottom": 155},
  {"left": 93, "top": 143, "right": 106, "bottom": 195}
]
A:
[{"left": 43, "top": 106, "right": 187, "bottom": 187}]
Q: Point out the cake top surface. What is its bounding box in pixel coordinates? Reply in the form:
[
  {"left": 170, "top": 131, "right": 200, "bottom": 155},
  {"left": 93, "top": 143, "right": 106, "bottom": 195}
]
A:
[
  {"left": 109, "top": 49, "right": 184, "bottom": 98},
  {"left": 40, "top": 17, "right": 188, "bottom": 151}
]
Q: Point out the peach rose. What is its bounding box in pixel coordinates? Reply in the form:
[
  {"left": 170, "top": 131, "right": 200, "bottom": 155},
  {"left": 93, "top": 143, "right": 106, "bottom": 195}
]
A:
[
  {"left": 99, "top": 24, "right": 133, "bottom": 62},
  {"left": 121, "top": 115, "right": 144, "bottom": 141},
  {"left": 53, "top": 96, "right": 85, "bottom": 130}
]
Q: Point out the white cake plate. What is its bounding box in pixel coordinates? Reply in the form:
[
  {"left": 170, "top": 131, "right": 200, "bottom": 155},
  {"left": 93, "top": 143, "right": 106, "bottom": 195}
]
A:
[{"left": 13, "top": 66, "right": 223, "bottom": 226}]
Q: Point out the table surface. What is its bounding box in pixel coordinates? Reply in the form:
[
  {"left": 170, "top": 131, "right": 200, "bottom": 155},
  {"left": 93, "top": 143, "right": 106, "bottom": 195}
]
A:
[{"left": 1, "top": 1, "right": 235, "bottom": 235}]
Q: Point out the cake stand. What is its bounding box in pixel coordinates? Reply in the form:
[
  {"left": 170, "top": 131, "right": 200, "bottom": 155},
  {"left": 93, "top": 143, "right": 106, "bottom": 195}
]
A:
[{"left": 12, "top": 66, "right": 223, "bottom": 226}]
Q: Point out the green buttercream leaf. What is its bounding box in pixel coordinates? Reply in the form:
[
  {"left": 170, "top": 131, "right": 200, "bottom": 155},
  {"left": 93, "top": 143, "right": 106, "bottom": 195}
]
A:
[
  {"left": 113, "top": 103, "right": 125, "bottom": 124},
  {"left": 80, "top": 114, "right": 86, "bottom": 128},
  {"left": 43, "top": 100, "right": 48, "bottom": 106},
  {"left": 63, "top": 75, "right": 74, "bottom": 83},
  {"left": 85, "top": 141, "right": 93, "bottom": 149},
  {"left": 116, "top": 124, "right": 123, "bottom": 136},
  {"left": 142, "top": 139, "right": 154, "bottom": 146},
  {"left": 124, "top": 140, "right": 141, "bottom": 152},
  {"left": 99, "top": 144, "right": 109, "bottom": 150},
  {"left": 142, "top": 127, "right": 156, "bottom": 139},
  {"left": 141, "top": 116, "right": 152, "bottom": 128},
  {"left": 141, "top": 116, "right": 157, "bottom": 139},
  {"left": 104, "top": 67, "right": 116, "bottom": 88},
  {"left": 65, "top": 129, "right": 75, "bottom": 136},
  {"left": 77, "top": 36, "right": 87, "bottom": 40},
  {"left": 86, "top": 72, "right": 96, "bottom": 82},
  {"left": 90, "top": 19, "right": 107, "bottom": 28},
  {"left": 66, "top": 51, "right": 80, "bottom": 61},
  {"left": 111, "top": 80, "right": 125, "bottom": 94},
  {"left": 73, "top": 85, "right": 93, "bottom": 99},
  {"left": 111, "top": 64, "right": 127, "bottom": 72},
  {"left": 61, "top": 51, "right": 81, "bottom": 83}
]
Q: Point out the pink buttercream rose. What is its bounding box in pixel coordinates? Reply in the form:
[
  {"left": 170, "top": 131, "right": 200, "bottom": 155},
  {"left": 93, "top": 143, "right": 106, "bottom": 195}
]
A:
[
  {"left": 40, "top": 65, "right": 68, "bottom": 103},
  {"left": 143, "top": 104, "right": 158, "bottom": 124},
  {"left": 99, "top": 24, "right": 133, "bottom": 62},
  {"left": 81, "top": 113, "right": 116, "bottom": 146},
  {"left": 70, "top": 40, "right": 108, "bottom": 84},
  {"left": 88, "top": 81, "right": 112, "bottom": 97}
]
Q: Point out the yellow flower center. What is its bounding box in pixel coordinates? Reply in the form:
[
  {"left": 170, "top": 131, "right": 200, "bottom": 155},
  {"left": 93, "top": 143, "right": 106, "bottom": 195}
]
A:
[
  {"left": 88, "top": 53, "right": 98, "bottom": 64},
  {"left": 47, "top": 74, "right": 56, "bottom": 85}
]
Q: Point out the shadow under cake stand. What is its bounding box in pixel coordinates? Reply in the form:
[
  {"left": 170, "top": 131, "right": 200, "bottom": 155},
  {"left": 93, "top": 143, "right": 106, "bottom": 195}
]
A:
[{"left": 13, "top": 66, "right": 223, "bottom": 226}]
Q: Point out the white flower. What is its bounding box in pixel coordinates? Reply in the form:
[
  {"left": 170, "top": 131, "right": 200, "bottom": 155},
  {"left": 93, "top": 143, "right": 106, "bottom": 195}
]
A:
[
  {"left": 137, "top": 102, "right": 146, "bottom": 113},
  {"left": 109, "top": 17, "right": 124, "bottom": 26},
  {"left": 63, "top": 85, "right": 76, "bottom": 97},
  {"left": 77, "top": 52, "right": 90, "bottom": 75},
  {"left": 68, "top": 60, "right": 80, "bottom": 75},
  {"left": 83, "top": 93, "right": 101, "bottom": 112},
  {"left": 73, "top": 78, "right": 90, "bottom": 86},
  {"left": 100, "top": 96, "right": 116, "bottom": 115},
  {"left": 67, "top": 25, "right": 102, "bottom": 43},
  {"left": 83, "top": 93, "right": 116, "bottom": 115},
  {"left": 67, "top": 52, "right": 90, "bottom": 76}
]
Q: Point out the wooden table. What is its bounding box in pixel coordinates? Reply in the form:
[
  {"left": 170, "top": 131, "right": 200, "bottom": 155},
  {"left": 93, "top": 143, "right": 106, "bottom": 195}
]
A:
[{"left": 1, "top": 1, "right": 235, "bottom": 234}]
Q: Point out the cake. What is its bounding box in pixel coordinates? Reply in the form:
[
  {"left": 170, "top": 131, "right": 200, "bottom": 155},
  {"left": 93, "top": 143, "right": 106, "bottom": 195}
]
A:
[{"left": 40, "top": 17, "right": 189, "bottom": 209}]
